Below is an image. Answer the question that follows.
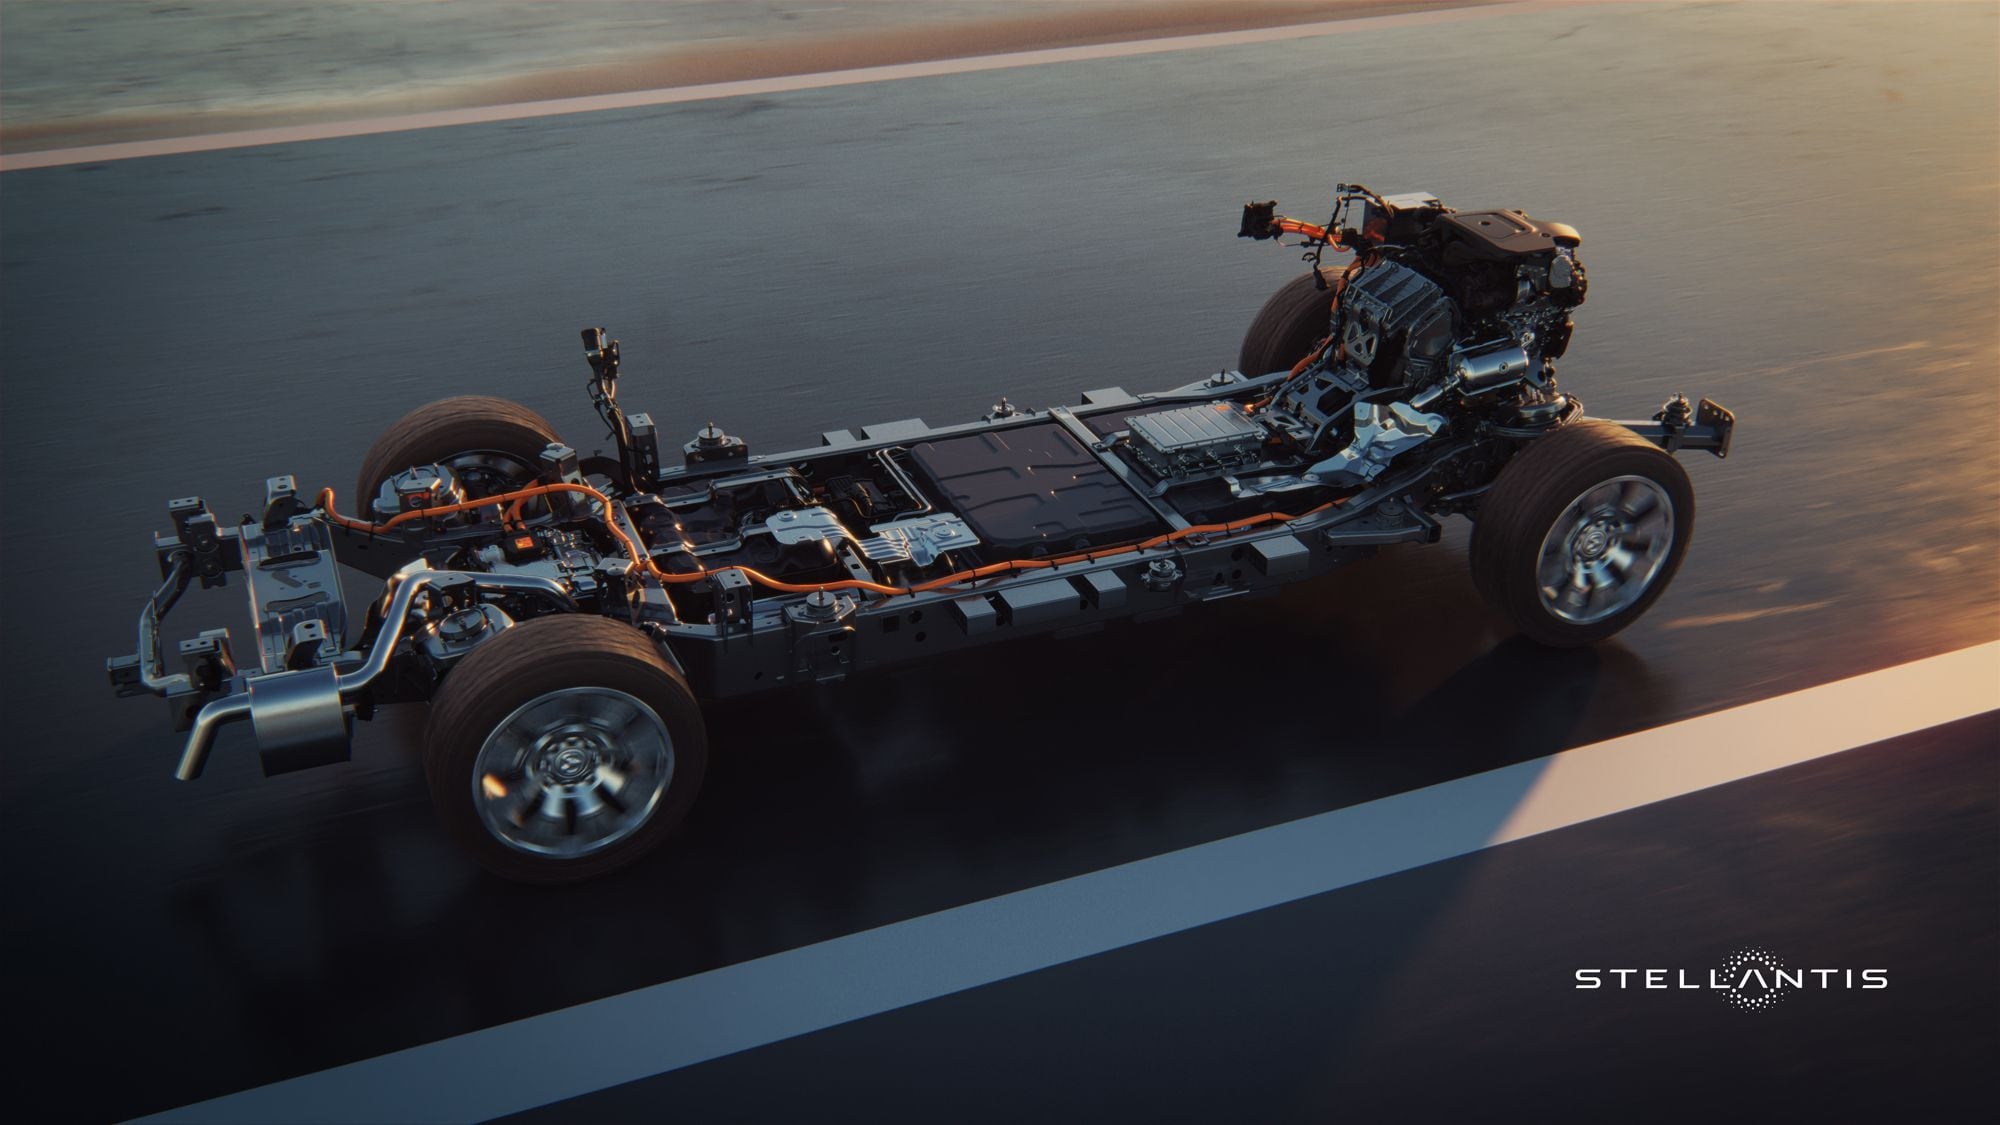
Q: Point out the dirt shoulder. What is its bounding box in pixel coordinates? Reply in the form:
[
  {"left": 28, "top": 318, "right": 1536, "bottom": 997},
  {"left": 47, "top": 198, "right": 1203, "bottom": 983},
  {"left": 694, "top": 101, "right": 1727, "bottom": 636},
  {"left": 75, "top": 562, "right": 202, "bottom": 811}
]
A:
[{"left": 0, "top": 1, "right": 1492, "bottom": 153}]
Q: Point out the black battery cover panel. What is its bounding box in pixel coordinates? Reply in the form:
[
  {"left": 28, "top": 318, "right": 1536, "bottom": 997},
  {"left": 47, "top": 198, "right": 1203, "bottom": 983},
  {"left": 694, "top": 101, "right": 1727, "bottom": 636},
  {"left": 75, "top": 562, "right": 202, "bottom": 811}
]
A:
[{"left": 906, "top": 422, "right": 1165, "bottom": 555}]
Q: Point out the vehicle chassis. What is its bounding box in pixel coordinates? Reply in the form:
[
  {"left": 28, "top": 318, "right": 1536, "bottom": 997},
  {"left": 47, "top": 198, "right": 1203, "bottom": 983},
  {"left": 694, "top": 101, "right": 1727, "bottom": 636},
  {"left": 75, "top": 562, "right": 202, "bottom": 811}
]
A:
[{"left": 109, "top": 357, "right": 1731, "bottom": 785}]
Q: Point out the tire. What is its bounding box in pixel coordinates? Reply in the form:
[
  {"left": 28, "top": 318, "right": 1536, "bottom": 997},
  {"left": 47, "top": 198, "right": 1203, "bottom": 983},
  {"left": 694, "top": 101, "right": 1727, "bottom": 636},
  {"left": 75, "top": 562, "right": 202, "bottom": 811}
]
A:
[
  {"left": 1238, "top": 268, "right": 1345, "bottom": 376},
  {"left": 1469, "top": 420, "right": 1695, "bottom": 647},
  {"left": 353, "top": 395, "right": 562, "bottom": 514},
  {"left": 424, "top": 615, "right": 709, "bottom": 883}
]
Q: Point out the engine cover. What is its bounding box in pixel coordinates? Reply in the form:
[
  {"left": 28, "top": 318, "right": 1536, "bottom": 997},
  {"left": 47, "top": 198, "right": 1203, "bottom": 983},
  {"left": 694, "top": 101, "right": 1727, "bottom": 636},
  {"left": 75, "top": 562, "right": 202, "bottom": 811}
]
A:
[{"left": 1441, "top": 209, "right": 1581, "bottom": 259}]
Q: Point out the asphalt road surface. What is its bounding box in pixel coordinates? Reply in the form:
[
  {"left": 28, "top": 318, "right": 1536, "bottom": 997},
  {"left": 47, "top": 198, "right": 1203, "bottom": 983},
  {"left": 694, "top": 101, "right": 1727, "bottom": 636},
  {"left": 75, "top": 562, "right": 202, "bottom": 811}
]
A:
[{"left": 1, "top": 2, "right": 1995, "bottom": 1120}]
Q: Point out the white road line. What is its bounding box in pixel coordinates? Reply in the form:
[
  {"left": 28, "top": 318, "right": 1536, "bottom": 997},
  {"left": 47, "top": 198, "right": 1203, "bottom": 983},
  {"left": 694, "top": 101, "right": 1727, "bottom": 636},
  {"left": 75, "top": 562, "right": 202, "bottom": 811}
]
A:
[
  {"left": 3, "top": 1, "right": 1577, "bottom": 172},
  {"left": 141, "top": 641, "right": 2000, "bottom": 1124}
]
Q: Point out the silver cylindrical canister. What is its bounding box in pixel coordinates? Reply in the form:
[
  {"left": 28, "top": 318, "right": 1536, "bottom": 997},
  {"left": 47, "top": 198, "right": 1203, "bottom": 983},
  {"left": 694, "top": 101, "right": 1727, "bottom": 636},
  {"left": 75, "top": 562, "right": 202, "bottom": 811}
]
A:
[
  {"left": 249, "top": 666, "right": 353, "bottom": 776},
  {"left": 1450, "top": 341, "right": 1532, "bottom": 392}
]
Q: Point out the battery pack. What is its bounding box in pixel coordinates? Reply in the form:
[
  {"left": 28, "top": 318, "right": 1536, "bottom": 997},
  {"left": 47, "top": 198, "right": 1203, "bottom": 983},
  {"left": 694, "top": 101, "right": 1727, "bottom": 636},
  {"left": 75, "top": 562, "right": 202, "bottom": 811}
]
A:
[{"left": 1124, "top": 404, "right": 1265, "bottom": 479}]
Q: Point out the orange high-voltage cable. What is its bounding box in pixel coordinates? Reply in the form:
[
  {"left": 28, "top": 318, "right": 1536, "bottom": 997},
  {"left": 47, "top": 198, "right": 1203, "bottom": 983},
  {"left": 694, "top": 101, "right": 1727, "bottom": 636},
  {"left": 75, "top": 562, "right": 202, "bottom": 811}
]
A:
[{"left": 315, "top": 481, "right": 1338, "bottom": 601}]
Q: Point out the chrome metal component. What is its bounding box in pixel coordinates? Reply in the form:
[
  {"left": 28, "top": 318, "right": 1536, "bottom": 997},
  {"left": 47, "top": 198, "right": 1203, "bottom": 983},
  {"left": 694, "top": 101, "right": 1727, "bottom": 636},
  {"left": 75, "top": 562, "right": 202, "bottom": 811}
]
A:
[
  {"left": 248, "top": 665, "right": 352, "bottom": 775},
  {"left": 134, "top": 554, "right": 195, "bottom": 696},
  {"left": 986, "top": 396, "right": 1019, "bottom": 420},
  {"left": 162, "top": 495, "right": 243, "bottom": 589},
  {"left": 798, "top": 589, "right": 841, "bottom": 621},
  {"left": 286, "top": 621, "right": 331, "bottom": 669},
  {"left": 766, "top": 506, "right": 852, "bottom": 547},
  {"left": 1549, "top": 251, "right": 1575, "bottom": 289},
  {"left": 262, "top": 474, "right": 310, "bottom": 530},
  {"left": 472, "top": 686, "right": 677, "bottom": 858},
  {"left": 241, "top": 514, "right": 346, "bottom": 674},
  {"left": 441, "top": 450, "right": 540, "bottom": 498},
  {"left": 1606, "top": 398, "right": 1734, "bottom": 459},
  {"left": 855, "top": 537, "right": 911, "bottom": 565},
  {"left": 1225, "top": 472, "right": 1323, "bottom": 498},
  {"left": 1536, "top": 475, "right": 1676, "bottom": 624},
  {"left": 343, "top": 570, "right": 575, "bottom": 694},
  {"left": 377, "top": 463, "right": 467, "bottom": 520},
  {"left": 1143, "top": 558, "right": 1182, "bottom": 591},
  {"left": 788, "top": 588, "right": 855, "bottom": 626},
  {"left": 172, "top": 564, "right": 580, "bottom": 776},
  {"left": 1513, "top": 394, "right": 1573, "bottom": 428},
  {"left": 539, "top": 442, "right": 581, "bottom": 484},
  {"left": 860, "top": 513, "right": 981, "bottom": 568},
  {"left": 684, "top": 421, "right": 748, "bottom": 466},
  {"left": 1449, "top": 340, "right": 1532, "bottom": 392},
  {"left": 1307, "top": 401, "right": 1446, "bottom": 485},
  {"left": 483, "top": 540, "right": 607, "bottom": 594},
  {"left": 178, "top": 629, "right": 237, "bottom": 689},
  {"left": 176, "top": 694, "right": 252, "bottom": 780},
  {"left": 420, "top": 604, "right": 515, "bottom": 664},
  {"left": 120, "top": 512, "right": 330, "bottom": 696},
  {"left": 1125, "top": 403, "right": 1265, "bottom": 479},
  {"left": 785, "top": 589, "right": 857, "bottom": 682},
  {"left": 172, "top": 665, "right": 357, "bottom": 781},
  {"left": 1409, "top": 379, "right": 1452, "bottom": 411},
  {"left": 869, "top": 448, "right": 933, "bottom": 517}
]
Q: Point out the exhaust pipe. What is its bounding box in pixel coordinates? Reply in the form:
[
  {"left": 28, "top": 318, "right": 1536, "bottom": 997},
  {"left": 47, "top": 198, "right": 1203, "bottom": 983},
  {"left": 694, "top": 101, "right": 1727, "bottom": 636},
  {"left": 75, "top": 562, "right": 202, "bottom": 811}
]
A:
[{"left": 172, "top": 569, "right": 575, "bottom": 779}]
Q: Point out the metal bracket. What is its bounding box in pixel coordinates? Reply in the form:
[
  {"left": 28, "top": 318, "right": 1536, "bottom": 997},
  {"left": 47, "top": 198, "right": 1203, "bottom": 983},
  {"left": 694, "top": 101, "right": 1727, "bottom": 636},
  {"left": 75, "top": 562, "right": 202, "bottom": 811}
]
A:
[
  {"left": 1048, "top": 406, "right": 1193, "bottom": 531},
  {"left": 860, "top": 513, "right": 981, "bottom": 568},
  {"left": 164, "top": 496, "right": 244, "bottom": 588},
  {"left": 1616, "top": 396, "right": 1736, "bottom": 460}
]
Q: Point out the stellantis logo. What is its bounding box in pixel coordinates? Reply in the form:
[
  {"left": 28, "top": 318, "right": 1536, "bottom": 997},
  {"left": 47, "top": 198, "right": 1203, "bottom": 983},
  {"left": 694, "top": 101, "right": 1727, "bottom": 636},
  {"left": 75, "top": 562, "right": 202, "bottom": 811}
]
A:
[{"left": 1575, "top": 947, "right": 1888, "bottom": 1011}]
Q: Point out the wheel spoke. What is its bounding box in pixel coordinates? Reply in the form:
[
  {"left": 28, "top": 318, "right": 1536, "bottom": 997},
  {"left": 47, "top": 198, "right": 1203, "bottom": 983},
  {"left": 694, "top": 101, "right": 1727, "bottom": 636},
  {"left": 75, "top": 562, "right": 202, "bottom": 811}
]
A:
[
  {"left": 1602, "top": 544, "right": 1636, "bottom": 582},
  {"left": 580, "top": 692, "right": 639, "bottom": 733},
  {"left": 1585, "top": 585, "right": 1613, "bottom": 617},
  {"left": 569, "top": 784, "right": 608, "bottom": 820},
  {"left": 597, "top": 762, "right": 630, "bottom": 797},
  {"left": 509, "top": 789, "right": 549, "bottom": 829},
  {"left": 1618, "top": 478, "right": 1657, "bottom": 518},
  {"left": 592, "top": 778, "right": 629, "bottom": 816},
  {"left": 534, "top": 789, "right": 577, "bottom": 834},
  {"left": 1561, "top": 565, "right": 1593, "bottom": 609}
]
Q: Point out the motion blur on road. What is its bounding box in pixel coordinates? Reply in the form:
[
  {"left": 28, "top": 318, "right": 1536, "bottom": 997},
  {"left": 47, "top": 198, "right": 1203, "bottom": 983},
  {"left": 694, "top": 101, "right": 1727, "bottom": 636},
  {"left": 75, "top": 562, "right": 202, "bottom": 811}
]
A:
[{"left": 1, "top": 2, "right": 1995, "bottom": 1120}]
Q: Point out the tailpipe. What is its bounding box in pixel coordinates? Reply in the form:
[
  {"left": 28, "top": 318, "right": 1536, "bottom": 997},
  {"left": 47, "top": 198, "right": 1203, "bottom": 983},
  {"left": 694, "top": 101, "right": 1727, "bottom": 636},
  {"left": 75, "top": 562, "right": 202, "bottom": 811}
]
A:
[{"left": 175, "top": 666, "right": 353, "bottom": 781}]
